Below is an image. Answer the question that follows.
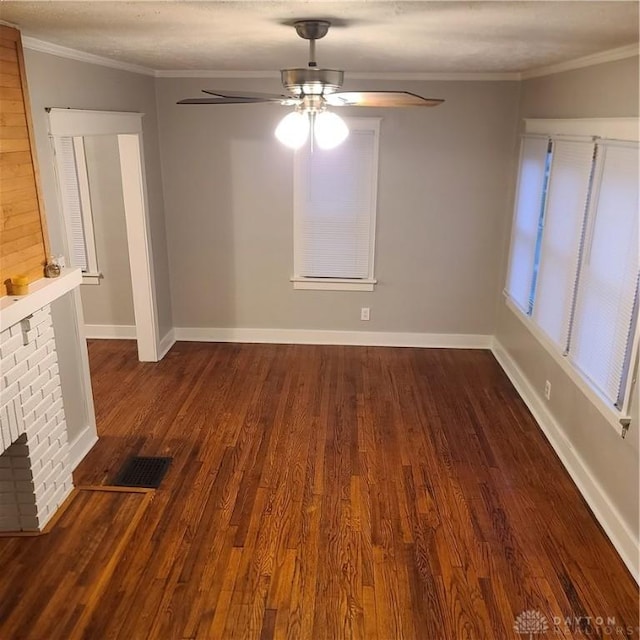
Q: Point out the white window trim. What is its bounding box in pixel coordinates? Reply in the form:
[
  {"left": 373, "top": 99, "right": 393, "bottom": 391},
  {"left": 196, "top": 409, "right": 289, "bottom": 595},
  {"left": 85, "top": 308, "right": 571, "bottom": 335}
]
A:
[
  {"left": 292, "top": 116, "right": 381, "bottom": 291},
  {"left": 504, "top": 295, "right": 634, "bottom": 435},
  {"left": 291, "top": 276, "right": 377, "bottom": 291},
  {"left": 504, "top": 117, "right": 640, "bottom": 435},
  {"left": 82, "top": 274, "right": 103, "bottom": 285},
  {"left": 525, "top": 118, "right": 639, "bottom": 141}
]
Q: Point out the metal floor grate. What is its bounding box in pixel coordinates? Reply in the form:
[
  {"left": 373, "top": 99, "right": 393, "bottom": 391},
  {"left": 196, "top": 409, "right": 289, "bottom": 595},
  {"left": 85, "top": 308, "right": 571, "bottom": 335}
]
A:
[{"left": 114, "top": 456, "right": 172, "bottom": 489}]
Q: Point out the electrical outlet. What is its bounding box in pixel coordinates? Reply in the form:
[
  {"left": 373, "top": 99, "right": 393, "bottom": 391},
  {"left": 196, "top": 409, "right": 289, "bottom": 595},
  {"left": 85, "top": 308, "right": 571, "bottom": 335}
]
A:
[
  {"left": 360, "top": 307, "right": 370, "bottom": 321},
  {"left": 544, "top": 380, "right": 551, "bottom": 400}
]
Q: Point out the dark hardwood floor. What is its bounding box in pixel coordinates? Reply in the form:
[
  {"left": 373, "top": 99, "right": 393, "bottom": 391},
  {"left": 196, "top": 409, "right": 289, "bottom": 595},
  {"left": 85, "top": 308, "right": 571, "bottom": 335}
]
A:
[{"left": 0, "top": 340, "right": 637, "bottom": 639}]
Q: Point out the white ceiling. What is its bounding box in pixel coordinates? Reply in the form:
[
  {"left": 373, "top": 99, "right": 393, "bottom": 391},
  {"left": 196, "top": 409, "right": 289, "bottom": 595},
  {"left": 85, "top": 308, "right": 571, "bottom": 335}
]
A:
[{"left": 1, "top": 1, "right": 638, "bottom": 74}]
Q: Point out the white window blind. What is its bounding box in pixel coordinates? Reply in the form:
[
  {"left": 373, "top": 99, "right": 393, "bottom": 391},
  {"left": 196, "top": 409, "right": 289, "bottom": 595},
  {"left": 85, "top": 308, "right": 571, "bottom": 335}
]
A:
[
  {"left": 53, "top": 136, "right": 98, "bottom": 274},
  {"left": 505, "top": 136, "right": 550, "bottom": 313},
  {"left": 569, "top": 142, "right": 639, "bottom": 409},
  {"left": 294, "top": 120, "right": 379, "bottom": 280},
  {"left": 532, "top": 139, "right": 595, "bottom": 349}
]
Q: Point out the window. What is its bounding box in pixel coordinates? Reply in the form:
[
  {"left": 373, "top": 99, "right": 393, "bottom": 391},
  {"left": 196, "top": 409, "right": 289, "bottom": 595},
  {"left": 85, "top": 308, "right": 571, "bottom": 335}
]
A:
[
  {"left": 52, "top": 136, "right": 99, "bottom": 278},
  {"left": 292, "top": 117, "right": 380, "bottom": 291},
  {"left": 531, "top": 139, "right": 595, "bottom": 349},
  {"left": 505, "top": 127, "right": 639, "bottom": 419},
  {"left": 505, "top": 136, "right": 550, "bottom": 314},
  {"left": 569, "top": 142, "right": 639, "bottom": 409}
]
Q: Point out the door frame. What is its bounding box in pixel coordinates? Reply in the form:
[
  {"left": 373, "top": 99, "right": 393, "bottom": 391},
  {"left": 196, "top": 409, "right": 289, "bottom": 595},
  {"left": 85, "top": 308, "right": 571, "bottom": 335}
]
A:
[{"left": 47, "top": 108, "right": 159, "bottom": 362}]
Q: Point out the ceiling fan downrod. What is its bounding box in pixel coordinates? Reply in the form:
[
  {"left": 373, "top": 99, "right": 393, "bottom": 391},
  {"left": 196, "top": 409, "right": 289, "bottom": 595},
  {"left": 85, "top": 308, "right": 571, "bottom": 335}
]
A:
[
  {"left": 293, "top": 20, "right": 331, "bottom": 68},
  {"left": 282, "top": 20, "right": 343, "bottom": 97},
  {"left": 309, "top": 38, "right": 317, "bottom": 67}
]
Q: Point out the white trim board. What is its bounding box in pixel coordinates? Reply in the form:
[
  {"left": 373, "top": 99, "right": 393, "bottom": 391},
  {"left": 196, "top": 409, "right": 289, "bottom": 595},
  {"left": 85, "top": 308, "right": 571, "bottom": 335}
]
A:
[
  {"left": 158, "top": 328, "right": 176, "bottom": 358},
  {"left": 521, "top": 43, "right": 639, "bottom": 80},
  {"left": 491, "top": 338, "right": 639, "bottom": 585},
  {"left": 524, "top": 117, "right": 639, "bottom": 142},
  {"left": 0, "top": 268, "right": 81, "bottom": 332},
  {"left": 22, "top": 35, "right": 155, "bottom": 76},
  {"left": 48, "top": 108, "right": 144, "bottom": 137},
  {"left": 174, "top": 327, "right": 492, "bottom": 348},
  {"left": 503, "top": 297, "right": 631, "bottom": 434},
  {"left": 84, "top": 324, "right": 136, "bottom": 339},
  {"left": 68, "top": 424, "right": 99, "bottom": 472},
  {"left": 117, "top": 133, "right": 160, "bottom": 362}
]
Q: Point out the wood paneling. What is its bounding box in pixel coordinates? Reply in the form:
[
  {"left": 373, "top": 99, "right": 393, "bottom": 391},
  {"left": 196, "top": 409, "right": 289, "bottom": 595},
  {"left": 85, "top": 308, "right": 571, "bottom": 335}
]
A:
[
  {"left": 1, "top": 342, "right": 636, "bottom": 639},
  {"left": 0, "top": 25, "right": 49, "bottom": 292}
]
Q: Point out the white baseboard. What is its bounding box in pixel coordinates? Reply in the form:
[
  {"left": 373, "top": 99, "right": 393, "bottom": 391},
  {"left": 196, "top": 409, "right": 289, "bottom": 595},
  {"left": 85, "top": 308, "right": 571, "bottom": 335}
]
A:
[
  {"left": 84, "top": 325, "right": 176, "bottom": 360},
  {"left": 68, "top": 424, "right": 99, "bottom": 471},
  {"left": 491, "top": 338, "right": 639, "bottom": 584},
  {"left": 158, "top": 328, "right": 176, "bottom": 359},
  {"left": 173, "top": 327, "right": 492, "bottom": 349},
  {"left": 84, "top": 324, "right": 136, "bottom": 339}
]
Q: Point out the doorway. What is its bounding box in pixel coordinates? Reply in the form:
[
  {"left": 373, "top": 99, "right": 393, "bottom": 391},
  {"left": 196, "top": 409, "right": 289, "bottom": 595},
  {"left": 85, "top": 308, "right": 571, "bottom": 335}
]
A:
[{"left": 48, "top": 108, "right": 159, "bottom": 362}]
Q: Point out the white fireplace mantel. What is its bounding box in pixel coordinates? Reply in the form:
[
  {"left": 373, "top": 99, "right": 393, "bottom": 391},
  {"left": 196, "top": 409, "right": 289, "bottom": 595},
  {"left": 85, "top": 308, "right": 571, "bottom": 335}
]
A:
[{"left": 0, "top": 268, "right": 82, "bottom": 332}]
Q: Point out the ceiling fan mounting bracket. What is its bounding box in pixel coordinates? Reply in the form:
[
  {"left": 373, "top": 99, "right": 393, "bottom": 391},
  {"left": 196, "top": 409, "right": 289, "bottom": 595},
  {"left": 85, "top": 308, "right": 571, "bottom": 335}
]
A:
[{"left": 293, "top": 20, "right": 331, "bottom": 41}]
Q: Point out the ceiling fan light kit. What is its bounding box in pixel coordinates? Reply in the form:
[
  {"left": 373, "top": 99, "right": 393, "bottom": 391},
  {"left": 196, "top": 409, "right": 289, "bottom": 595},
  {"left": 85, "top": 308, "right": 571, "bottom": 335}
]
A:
[
  {"left": 178, "top": 19, "right": 444, "bottom": 150},
  {"left": 313, "top": 111, "right": 349, "bottom": 149},
  {"left": 274, "top": 111, "right": 310, "bottom": 149}
]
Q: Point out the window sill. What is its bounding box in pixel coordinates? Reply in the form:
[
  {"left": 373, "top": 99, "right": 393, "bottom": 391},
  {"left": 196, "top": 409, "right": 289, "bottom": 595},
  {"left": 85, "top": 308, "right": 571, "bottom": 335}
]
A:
[
  {"left": 291, "top": 277, "right": 377, "bottom": 291},
  {"left": 503, "top": 294, "right": 632, "bottom": 437},
  {"left": 82, "top": 272, "right": 102, "bottom": 285}
]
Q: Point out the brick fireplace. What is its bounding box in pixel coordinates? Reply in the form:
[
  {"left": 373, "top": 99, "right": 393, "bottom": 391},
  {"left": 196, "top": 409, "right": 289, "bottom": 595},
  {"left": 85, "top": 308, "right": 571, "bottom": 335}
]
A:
[{"left": 0, "top": 269, "right": 81, "bottom": 532}]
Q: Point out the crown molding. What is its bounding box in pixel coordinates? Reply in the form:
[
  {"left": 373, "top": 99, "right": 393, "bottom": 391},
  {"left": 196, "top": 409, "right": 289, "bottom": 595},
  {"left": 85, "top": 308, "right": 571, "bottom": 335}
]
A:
[
  {"left": 21, "top": 35, "right": 155, "bottom": 76},
  {"left": 521, "top": 43, "right": 639, "bottom": 80},
  {"left": 154, "top": 69, "right": 520, "bottom": 81},
  {"left": 342, "top": 71, "right": 520, "bottom": 81},
  {"left": 18, "top": 34, "right": 639, "bottom": 83},
  {"left": 154, "top": 69, "right": 279, "bottom": 79}
]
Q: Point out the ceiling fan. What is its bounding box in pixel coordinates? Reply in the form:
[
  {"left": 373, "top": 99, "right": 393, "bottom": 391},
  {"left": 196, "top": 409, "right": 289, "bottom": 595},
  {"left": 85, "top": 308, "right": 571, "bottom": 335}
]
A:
[{"left": 178, "top": 20, "right": 444, "bottom": 149}]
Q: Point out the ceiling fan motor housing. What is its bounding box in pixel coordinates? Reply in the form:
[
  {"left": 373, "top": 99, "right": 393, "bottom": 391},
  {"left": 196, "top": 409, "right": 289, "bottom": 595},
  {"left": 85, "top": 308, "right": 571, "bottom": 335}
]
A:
[{"left": 280, "top": 68, "right": 344, "bottom": 96}]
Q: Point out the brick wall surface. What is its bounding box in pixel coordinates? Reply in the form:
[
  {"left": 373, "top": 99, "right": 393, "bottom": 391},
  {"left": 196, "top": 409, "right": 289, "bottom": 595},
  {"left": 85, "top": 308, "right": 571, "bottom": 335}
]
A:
[{"left": 0, "top": 305, "right": 73, "bottom": 531}]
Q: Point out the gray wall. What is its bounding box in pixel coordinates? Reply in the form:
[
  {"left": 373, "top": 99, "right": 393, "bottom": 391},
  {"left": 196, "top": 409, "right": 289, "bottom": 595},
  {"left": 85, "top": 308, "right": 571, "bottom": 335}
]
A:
[
  {"left": 156, "top": 78, "right": 520, "bottom": 333},
  {"left": 80, "top": 135, "right": 135, "bottom": 327},
  {"left": 519, "top": 56, "right": 640, "bottom": 118},
  {"left": 24, "top": 49, "right": 173, "bottom": 442},
  {"left": 495, "top": 56, "right": 640, "bottom": 540},
  {"left": 21, "top": 43, "right": 640, "bottom": 552},
  {"left": 24, "top": 49, "right": 173, "bottom": 337}
]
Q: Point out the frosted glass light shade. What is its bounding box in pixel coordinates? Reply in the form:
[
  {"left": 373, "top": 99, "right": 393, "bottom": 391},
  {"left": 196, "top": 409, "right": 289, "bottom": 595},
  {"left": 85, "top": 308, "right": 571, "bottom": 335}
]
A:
[
  {"left": 314, "top": 111, "right": 349, "bottom": 149},
  {"left": 275, "top": 111, "right": 309, "bottom": 149}
]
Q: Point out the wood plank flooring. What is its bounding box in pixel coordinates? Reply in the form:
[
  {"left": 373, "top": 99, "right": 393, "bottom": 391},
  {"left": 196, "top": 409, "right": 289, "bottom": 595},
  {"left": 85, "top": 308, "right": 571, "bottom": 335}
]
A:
[{"left": 0, "top": 340, "right": 637, "bottom": 639}]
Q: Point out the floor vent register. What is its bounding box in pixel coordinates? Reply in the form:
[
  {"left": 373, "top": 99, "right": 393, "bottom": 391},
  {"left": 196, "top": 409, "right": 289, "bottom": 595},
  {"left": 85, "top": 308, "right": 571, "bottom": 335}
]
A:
[{"left": 114, "top": 456, "right": 172, "bottom": 489}]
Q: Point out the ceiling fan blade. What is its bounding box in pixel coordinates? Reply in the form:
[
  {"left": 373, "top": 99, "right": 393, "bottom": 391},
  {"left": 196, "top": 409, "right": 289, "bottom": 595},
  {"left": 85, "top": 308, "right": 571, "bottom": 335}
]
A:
[
  {"left": 325, "top": 91, "right": 444, "bottom": 108},
  {"left": 202, "top": 89, "right": 291, "bottom": 101},
  {"left": 177, "top": 96, "right": 278, "bottom": 105}
]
